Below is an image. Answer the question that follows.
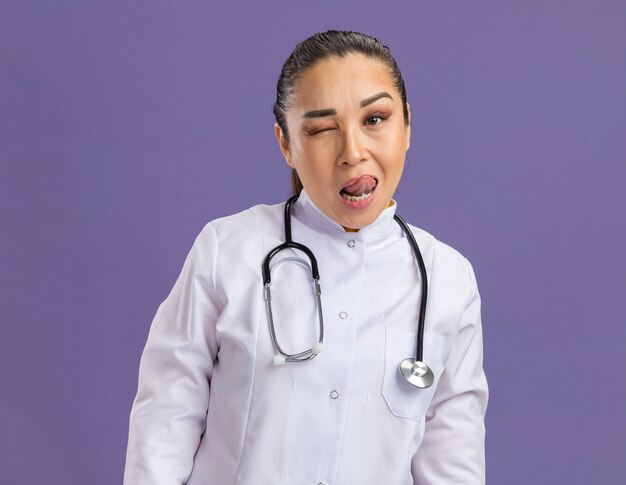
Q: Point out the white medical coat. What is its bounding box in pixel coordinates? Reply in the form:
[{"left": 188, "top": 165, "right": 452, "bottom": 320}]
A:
[{"left": 124, "top": 189, "right": 488, "bottom": 485}]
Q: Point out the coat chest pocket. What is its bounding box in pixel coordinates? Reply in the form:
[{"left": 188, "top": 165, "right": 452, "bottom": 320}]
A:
[{"left": 381, "top": 326, "right": 445, "bottom": 422}]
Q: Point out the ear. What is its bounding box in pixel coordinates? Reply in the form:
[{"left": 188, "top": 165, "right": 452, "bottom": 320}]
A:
[
  {"left": 274, "top": 123, "right": 295, "bottom": 168},
  {"left": 405, "top": 102, "right": 412, "bottom": 152}
]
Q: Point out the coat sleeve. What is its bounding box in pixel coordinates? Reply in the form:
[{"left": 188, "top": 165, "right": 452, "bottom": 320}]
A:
[
  {"left": 411, "top": 258, "right": 489, "bottom": 484},
  {"left": 123, "top": 223, "right": 223, "bottom": 485}
]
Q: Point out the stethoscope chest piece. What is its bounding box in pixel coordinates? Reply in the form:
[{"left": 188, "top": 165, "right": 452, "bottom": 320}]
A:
[{"left": 400, "top": 358, "right": 434, "bottom": 389}]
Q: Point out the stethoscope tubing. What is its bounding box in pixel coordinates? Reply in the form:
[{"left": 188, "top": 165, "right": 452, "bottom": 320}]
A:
[
  {"left": 392, "top": 212, "right": 428, "bottom": 362},
  {"left": 262, "top": 196, "right": 320, "bottom": 285},
  {"left": 262, "top": 194, "right": 429, "bottom": 377}
]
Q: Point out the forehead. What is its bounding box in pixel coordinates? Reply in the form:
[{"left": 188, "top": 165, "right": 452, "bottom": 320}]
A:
[{"left": 291, "top": 53, "right": 397, "bottom": 110}]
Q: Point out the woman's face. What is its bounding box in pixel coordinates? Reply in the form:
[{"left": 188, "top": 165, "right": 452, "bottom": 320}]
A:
[{"left": 275, "top": 53, "right": 411, "bottom": 229}]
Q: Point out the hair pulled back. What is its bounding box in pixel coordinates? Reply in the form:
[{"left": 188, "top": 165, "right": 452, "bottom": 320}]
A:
[{"left": 273, "top": 30, "right": 409, "bottom": 196}]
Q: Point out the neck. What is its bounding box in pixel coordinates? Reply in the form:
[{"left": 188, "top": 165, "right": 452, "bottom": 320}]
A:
[{"left": 342, "top": 226, "right": 360, "bottom": 232}]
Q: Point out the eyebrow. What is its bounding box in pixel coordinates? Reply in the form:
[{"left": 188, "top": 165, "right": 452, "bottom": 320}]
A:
[{"left": 302, "top": 91, "right": 394, "bottom": 119}]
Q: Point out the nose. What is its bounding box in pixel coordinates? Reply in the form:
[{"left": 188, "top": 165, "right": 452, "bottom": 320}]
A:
[{"left": 339, "top": 126, "right": 367, "bottom": 166}]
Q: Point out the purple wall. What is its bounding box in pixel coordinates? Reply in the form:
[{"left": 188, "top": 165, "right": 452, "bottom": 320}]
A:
[{"left": 2, "top": 1, "right": 625, "bottom": 483}]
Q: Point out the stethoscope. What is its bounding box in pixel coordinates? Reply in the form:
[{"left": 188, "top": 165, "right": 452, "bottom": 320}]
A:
[{"left": 262, "top": 195, "right": 434, "bottom": 389}]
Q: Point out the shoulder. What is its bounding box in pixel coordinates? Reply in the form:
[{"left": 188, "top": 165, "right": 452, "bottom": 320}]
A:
[
  {"left": 194, "top": 200, "right": 285, "bottom": 245},
  {"left": 181, "top": 201, "right": 285, "bottom": 297},
  {"left": 406, "top": 223, "right": 478, "bottom": 300},
  {"left": 406, "top": 223, "right": 472, "bottom": 266}
]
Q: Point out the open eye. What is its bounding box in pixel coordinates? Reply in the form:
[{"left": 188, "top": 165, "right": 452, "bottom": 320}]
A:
[{"left": 365, "top": 115, "right": 385, "bottom": 126}]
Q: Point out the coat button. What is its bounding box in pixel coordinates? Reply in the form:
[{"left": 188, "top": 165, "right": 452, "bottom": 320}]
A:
[
  {"left": 347, "top": 239, "right": 356, "bottom": 248},
  {"left": 330, "top": 390, "right": 339, "bottom": 399},
  {"left": 339, "top": 311, "right": 348, "bottom": 320}
]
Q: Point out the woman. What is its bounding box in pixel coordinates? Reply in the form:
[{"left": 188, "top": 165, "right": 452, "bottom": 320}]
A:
[{"left": 124, "top": 30, "right": 488, "bottom": 484}]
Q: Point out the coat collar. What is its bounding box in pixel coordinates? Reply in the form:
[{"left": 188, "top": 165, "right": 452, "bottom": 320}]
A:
[
  {"left": 286, "top": 188, "right": 434, "bottom": 281},
  {"left": 292, "top": 188, "right": 399, "bottom": 242}
]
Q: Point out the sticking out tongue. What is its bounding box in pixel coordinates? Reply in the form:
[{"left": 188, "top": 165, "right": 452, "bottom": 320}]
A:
[{"left": 341, "top": 176, "right": 377, "bottom": 196}]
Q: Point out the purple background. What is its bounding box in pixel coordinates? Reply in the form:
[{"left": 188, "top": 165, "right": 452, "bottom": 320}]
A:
[{"left": 2, "top": 1, "right": 625, "bottom": 483}]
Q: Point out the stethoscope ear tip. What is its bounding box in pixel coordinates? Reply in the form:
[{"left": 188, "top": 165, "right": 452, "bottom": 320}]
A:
[
  {"left": 312, "top": 342, "right": 324, "bottom": 354},
  {"left": 273, "top": 355, "right": 286, "bottom": 366}
]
